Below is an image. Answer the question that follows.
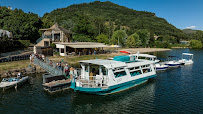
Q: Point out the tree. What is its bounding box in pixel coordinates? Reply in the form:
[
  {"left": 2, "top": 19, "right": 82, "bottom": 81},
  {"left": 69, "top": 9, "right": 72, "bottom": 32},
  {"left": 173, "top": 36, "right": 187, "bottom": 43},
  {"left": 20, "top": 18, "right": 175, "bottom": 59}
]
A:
[
  {"left": 190, "top": 40, "right": 202, "bottom": 49},
  {"left": 136, "top": 29, "right": 150, "bottom": 47},
  {"left": 111, "top": 30, "right": 127, "bottom": 46},
  {"left": 126, "top": 33, "right": 141, "bottom": 47},
  {"left": 96, "top": 33, "right": 109, "bottom": 44}
]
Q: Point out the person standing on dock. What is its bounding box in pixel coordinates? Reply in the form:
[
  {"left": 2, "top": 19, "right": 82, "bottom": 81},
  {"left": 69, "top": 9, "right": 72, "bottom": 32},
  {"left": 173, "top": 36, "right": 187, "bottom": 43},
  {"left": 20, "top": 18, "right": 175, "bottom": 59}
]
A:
[
  {"left": 64, "top": 64, "right": 69, "bottom": 78},
  {"left": 57, "top": 60, "right": 62, "bottom": 70}
]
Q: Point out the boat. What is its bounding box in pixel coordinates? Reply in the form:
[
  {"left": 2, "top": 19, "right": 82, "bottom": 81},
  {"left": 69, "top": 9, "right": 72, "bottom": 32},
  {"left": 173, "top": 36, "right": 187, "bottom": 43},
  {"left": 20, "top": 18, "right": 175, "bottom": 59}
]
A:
[
  {"left": 0, "top": 76, "right": 28, "bottom": 90},
  {"left": 165, "top": 56, "right": 181, "bottom": 67},
  {"left": 42, "top": 73, "right": 72, "bottom": 92},
  {"left": 70, "top": 55, "right": 156, "bottom": 95},
  {"left": 178, "top": 53, "right": 193, "bottom": 65},
  {"left": 155, "top": 63, "right": 169, "bottom": 70}
]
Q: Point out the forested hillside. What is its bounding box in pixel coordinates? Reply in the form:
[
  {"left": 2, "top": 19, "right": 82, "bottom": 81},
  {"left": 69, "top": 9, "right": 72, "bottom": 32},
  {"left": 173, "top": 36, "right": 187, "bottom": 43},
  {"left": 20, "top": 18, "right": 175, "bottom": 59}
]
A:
[
  {"left": 42, "top": 1, "right": 188, "bottom": 43},
  {"left": 1, "top": 1, "right": 202, "bottom": 49}
]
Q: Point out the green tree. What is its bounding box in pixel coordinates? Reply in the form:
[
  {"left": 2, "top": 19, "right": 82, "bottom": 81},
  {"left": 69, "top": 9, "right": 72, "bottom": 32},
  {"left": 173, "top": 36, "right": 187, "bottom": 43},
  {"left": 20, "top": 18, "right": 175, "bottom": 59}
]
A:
[
  {"left": 96, "top": 33, "right": 109, "bottom": 44},
  {"left": 126, "top": 33, "right": 141, "bottom": 47},
  {"left": 111, "top": 30, "right": 127, "bottom": 46},
  {"left": 136, "top": 29, "right": 150, "bottom": 47},
  {"left": 190, "top": 40, "right": 202, "bottom": 49},
  {"left": 73, "top": 13, "right": 95, "bottom": 40}
]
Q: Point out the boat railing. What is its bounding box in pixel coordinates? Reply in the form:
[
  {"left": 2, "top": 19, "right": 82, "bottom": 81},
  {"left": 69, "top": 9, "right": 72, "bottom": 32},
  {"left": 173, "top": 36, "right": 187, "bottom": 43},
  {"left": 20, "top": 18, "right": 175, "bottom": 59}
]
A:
[{"left": 78, "top": 75, "right": 107, "bottom": 88}]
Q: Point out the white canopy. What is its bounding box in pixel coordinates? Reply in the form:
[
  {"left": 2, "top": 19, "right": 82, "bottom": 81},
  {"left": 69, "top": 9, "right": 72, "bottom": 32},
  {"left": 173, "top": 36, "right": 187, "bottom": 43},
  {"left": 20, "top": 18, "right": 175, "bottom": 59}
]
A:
[{"left": 182, "top": 53, "right": 193, "bottom": 56}]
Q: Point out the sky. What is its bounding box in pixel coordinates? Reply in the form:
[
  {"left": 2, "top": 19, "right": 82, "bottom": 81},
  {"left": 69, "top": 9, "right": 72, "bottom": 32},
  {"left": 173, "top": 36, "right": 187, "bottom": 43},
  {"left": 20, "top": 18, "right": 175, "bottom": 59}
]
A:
[{"left": 0, "top": 0, "right": 203, "bottom": 30}]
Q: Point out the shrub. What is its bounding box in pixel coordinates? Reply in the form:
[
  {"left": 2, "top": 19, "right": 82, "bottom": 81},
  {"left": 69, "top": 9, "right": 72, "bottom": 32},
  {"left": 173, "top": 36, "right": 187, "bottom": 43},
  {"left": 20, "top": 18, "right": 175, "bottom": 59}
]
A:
[
  {"left": 190, "top": 40, "right": 202, "bottom": 49},
  {"left": 18, "top": 40, "right": 30, "bottom": 47}
]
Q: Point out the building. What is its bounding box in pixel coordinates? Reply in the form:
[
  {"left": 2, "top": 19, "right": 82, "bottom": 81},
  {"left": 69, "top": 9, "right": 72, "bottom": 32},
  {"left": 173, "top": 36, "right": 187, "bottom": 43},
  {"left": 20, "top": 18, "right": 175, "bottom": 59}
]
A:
[
  {"left": 34, "top": 23, "right": 73, "bottom": 55},
  {"left": 34, "top": 23, "right": 110, "bottom": 56},
  {"left": 55, "top": 42, "right": 109, "bottom": 56},
  {"left": 0, "top": 29, "right": 13, "bottom": 38},
  {"left": 39, "top": 23, "right": 72, "bottom": 42}
]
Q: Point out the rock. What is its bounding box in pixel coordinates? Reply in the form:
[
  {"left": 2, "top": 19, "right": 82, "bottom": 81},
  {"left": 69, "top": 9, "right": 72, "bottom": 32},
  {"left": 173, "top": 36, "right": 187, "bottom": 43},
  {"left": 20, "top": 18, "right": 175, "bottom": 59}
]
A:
[
  {"left": 25, "top": 67, "right": 36, "bottom": 73},
  {"left": 2, "top": 72, "right": 9, "bottom": 78}
]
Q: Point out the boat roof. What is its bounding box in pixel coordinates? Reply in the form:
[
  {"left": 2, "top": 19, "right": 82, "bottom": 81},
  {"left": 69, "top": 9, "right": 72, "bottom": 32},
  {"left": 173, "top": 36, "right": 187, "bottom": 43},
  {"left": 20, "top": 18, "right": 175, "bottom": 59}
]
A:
[
  {"left": 79, "top": 59, "right": 126, "bottom": 68},
  {"left": 79, "top": 59, "right": 156, "bottom": 69},
  {"left": 132, "top": 54, "right": 157, "bottom": 58},
  {"left": 126, "top": 59, "right": 156, "bottom": 68},
  {"left": 182, "top": 53, "right": 193, "bottom": 56}
]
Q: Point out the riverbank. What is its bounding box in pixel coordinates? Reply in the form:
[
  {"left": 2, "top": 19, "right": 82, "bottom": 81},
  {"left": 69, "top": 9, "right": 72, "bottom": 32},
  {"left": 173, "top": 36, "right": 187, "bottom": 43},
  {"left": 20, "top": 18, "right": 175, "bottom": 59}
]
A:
[
  {"left": 49, "top": 48, "right": 171, "bottom": 65},
  {"left": 0, "top": 48, "right": 170, "bottom": 77}
]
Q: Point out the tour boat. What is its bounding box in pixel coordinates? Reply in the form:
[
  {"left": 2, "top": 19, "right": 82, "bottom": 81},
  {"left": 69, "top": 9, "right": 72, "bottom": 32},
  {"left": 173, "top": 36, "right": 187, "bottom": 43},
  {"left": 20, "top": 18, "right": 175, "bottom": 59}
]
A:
[
  {"left": 71, "top": 55, "right": 156, "bottom": 95},
  {"left": 165, "top": 56, "right": 181, "bottom": 67},
  {"left": 0, "top": 76, "right": 28, "bottom": 90},
  {"left": 178, "top": 53, "right": 193, "bottom": 65}
]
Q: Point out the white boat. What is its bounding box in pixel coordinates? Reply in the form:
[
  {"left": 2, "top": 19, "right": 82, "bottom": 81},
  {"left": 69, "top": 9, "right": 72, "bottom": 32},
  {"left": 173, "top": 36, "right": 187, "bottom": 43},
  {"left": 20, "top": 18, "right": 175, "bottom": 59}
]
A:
[
  {"left": 155, "top": 63, "right": 169, "bottom": 70},
  {"left": 178, "top": 53, "right": 193, "bottom": 65},
  {"left": 132, "top": 53, "right": 160, "bottom": 63},
  {"left": 0, "top": 76, "right": 28, "bottom": 90},
  {"left": 70, "top": 55, "right": 156, "bottom": 95},
  {"left": 130, "top": 52, "right": 168, "bottom": 70},
  {"left": 165, "top": 56, "right": 181, "bottom": 67}
]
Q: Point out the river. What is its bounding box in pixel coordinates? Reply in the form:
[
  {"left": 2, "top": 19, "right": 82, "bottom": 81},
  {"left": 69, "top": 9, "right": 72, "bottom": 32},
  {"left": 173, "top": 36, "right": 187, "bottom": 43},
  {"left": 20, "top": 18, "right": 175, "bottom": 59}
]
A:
[{"left": 0, "top": 48, "right": 202, "bottom": 113}]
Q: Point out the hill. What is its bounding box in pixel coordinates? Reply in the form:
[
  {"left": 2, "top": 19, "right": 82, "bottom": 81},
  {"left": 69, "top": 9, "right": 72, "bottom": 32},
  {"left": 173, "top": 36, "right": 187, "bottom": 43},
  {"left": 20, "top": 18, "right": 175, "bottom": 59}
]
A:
[
  {"left": 182, "top": 29, "right": 197, "bottom": 34},
  {"left": 42, "top": 1, "right": 188, "bottom": 42}
]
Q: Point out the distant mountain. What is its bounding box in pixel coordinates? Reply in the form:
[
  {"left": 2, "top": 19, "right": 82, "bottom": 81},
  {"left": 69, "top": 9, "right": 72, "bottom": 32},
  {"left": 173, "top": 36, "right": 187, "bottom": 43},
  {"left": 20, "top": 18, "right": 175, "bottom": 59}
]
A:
[
  {"left": 182, "top": 29, "right": 197, "bottom": 34},
  {"left": 42, "top": 1, "right": 188, "bottom": 41}
]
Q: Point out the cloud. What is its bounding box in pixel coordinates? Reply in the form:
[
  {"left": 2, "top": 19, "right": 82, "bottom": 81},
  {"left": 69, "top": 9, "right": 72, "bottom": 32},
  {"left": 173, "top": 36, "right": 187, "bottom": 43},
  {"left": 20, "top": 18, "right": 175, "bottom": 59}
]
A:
[{"left": 185, "top": 26, "right": 196, "bottom": 29}]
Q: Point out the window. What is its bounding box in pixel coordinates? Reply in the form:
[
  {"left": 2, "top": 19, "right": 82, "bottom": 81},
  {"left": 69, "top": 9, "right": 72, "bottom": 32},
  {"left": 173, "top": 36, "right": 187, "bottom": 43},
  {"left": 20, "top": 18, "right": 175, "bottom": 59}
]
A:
[
  {"left": 141, "top": 64, "right": 152, "bottom": 73},
  {"left": 101, "top": 66, "right": 107, "bottom": 75},
  {"left": 128, "top": 66, "right": 142, "bottom": 77},
  {"left": 61, "top": 48, "right": 64, "bottom": 53},
  {"left": 113, "top": 67, "right": 126, "bottom": 78}
]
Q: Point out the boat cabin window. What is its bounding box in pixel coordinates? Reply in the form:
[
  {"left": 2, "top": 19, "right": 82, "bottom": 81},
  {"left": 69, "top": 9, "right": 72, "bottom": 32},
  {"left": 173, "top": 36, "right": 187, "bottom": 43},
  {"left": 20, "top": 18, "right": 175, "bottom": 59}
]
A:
[
  {"left": 141, "top": 64, "right": 152, "bottom": 73},
  {"left": 128, "top": 66, "right": 142, "bottom": 77},
  {"left": 89, "top": 64, "right": 99, "bottom": 76},
  {"left": 113, "top": 67, "right": 127, "bottom": 78},
  {"left": 101, "top": 66, "right": 108, "bottom": 75}
]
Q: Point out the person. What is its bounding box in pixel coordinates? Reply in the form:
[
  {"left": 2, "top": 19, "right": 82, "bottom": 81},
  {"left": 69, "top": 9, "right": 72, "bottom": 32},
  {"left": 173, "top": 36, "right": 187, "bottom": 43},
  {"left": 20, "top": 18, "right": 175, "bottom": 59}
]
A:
[
  {"left": 49, "top": 60, "right": 53, "bottom": 67},
  {"left": 64, "top": 64, "right": 69, "bottom": 77},
  {"left": 57, "top": 60, "right": 62, "bottom": 70},
  {"left": 30, "top": 54, "right": 32, "bottom": 63},
  {"left": 17, "top": 72, "right": 22, "bottom": 79}
]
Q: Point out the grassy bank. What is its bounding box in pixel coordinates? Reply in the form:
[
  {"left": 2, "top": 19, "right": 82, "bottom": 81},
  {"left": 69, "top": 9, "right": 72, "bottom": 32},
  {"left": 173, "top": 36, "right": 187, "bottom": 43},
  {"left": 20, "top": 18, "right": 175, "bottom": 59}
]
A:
[{"left": 0, "top": 60, "right": 30, "bottom": 72}]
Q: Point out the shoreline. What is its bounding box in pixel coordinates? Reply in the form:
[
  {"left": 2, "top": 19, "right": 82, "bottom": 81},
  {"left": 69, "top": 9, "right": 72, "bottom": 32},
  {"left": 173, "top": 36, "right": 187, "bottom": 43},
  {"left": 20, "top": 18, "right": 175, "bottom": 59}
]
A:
[
  {"left": 0, "top": 48, "right": 171, "bottom": 77},
  {"left": 119, "top": 48, "right": 171, "bottom": 53}
]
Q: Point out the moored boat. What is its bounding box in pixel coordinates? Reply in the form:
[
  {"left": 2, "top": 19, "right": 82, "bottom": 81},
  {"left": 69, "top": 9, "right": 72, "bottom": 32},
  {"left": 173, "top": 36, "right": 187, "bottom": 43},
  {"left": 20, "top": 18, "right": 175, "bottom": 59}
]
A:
[
  {"left": 155, "top": 63, "right": 169, "bottom": 70},
  {"left": 165, "top": 56, "right": 181, "bottom": 67},
  {"left": 178, "top": 53, "right": 193, "bottom": 65},
  {"left": 0, "top": 76, "right": 28, "bottom": 90},
  {"left": 71, "top": 55, "right": 156, "bottom": 95}
]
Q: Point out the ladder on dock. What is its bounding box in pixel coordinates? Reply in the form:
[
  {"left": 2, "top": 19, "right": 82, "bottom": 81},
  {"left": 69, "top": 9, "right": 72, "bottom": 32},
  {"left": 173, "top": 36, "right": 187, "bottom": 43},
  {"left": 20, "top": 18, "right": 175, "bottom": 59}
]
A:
[{"left": 33, "top": 58, "right": 64, "bottom": 75}]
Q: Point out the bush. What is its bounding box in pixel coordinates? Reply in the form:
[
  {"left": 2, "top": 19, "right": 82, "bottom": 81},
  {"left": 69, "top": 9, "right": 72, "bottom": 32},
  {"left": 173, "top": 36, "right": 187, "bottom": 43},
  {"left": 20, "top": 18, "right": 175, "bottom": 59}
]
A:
[
  {"left": 190, "top": 40, "right": 202, "bottom": 49},
  {"left": 18, "top": 40, "right": 30, "bottom": 47}
]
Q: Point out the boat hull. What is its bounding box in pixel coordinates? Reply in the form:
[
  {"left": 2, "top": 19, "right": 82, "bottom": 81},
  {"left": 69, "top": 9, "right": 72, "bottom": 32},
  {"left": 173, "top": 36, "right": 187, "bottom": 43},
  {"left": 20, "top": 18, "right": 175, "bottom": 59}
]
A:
[
  {"left": 72, "top": 75, "right": 156, "bottom": 95},
  {"left": 0, "top": 76, "right": 28, "bottom": 90}
]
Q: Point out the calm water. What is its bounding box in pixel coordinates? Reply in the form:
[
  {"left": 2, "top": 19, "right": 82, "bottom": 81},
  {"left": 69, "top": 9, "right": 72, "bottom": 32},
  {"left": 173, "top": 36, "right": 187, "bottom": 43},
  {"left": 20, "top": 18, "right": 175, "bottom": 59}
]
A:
[{"left": 0, "top": 49, "right": 203, "bottom": 113}]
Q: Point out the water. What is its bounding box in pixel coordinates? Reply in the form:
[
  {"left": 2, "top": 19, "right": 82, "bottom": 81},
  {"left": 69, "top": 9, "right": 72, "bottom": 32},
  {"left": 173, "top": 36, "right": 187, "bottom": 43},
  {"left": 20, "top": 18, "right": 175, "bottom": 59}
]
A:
[{"left": 0, "top": 49, "right": 203, "bottom": 113}]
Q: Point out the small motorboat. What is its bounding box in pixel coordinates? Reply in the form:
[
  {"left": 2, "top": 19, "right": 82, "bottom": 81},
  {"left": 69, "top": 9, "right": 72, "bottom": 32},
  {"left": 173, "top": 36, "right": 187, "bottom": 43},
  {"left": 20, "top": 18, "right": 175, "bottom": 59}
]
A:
[
  {"left": 155, "top": 63, "right": 169, "bottom": 70},
  {"left": 165, "top": 56, "right": 181, "bottom": 67},
  {"left": 0, "top": 73, "right": 28, "bottom": 90},
  {"left": 178, "top": 53, "right": 193, "bottom": 65}
]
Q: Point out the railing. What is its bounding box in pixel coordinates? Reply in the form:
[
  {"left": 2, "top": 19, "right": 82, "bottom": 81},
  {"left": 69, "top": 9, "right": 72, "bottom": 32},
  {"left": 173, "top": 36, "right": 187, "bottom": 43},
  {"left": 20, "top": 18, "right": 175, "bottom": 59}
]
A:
[
  {"left": 33, "top": 58, "right": 64, "bottom": 75},
  {"left": 78, "top": 75, "right": 108, "bottom": 88}
]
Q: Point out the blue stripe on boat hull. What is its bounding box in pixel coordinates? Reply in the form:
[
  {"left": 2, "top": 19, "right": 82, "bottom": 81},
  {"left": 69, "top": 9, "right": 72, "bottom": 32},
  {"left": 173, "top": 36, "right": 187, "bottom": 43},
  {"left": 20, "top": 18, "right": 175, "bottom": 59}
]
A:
[
  {"left": 165, "top": 64, "right": 181, "bottom": 67},
  {"left": 73, "top": 75, "right": 156, "bottom": 95}
]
